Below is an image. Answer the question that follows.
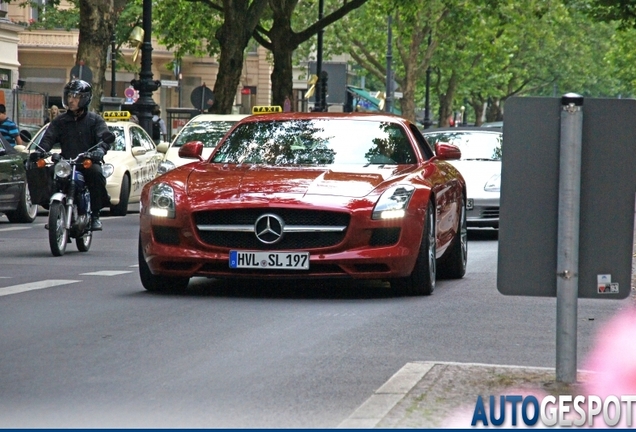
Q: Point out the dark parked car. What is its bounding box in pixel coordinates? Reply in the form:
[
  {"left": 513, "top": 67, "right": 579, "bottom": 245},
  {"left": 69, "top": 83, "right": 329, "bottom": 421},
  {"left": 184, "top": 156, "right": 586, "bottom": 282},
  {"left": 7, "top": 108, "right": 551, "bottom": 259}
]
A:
[{"left": 0, "top": 135, "right": 38, "bottom": 223}]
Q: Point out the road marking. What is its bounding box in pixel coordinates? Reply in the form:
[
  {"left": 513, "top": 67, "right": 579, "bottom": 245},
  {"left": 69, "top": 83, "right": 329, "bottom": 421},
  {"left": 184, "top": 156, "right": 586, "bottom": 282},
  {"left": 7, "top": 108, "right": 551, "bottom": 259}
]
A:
[
  {"left": 79, "top": 270, "right": 133, "bottom": 276},
  {"left": 0, "top": 280, "right": 80, "bottom": 297},
  {"left": 0, "top": 226, "right": 32, "bottom": 232},
  {"left": 129, "top": 264, "right": 139, "bottom": 268}
]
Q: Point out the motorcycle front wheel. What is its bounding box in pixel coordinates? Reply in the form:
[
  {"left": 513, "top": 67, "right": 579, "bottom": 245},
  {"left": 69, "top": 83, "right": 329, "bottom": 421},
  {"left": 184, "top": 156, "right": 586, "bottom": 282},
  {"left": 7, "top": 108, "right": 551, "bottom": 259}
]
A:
[{"left": 48, "top": 202, "right": 68, "bottom": 256}]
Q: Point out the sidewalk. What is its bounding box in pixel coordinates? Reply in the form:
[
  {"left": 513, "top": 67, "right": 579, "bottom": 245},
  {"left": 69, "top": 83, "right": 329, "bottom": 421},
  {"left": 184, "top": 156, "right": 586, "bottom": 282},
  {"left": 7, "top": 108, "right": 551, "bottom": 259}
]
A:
[{"left": 338, "top": 361, "right": 588, "bottom": 428}]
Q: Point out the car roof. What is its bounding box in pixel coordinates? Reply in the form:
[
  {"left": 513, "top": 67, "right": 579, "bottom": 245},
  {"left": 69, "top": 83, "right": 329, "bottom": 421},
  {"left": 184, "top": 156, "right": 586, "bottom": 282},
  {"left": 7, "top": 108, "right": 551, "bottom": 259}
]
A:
[
  {"left": 187, "top": 114, "right": 250, "bottom": 123},
  {"left": 237, "top": 111, "right": 413, "bottom": 126},
  {"left": 422, "top": 126, "right": 501, "bottom": 133}
]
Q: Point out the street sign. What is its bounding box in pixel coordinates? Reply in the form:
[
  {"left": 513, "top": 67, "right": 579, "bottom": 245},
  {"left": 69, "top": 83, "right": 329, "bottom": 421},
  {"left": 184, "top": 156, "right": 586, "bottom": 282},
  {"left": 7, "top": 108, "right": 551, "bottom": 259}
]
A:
[
  {"left": 190, "top": 85, "right": 214, "bottom": 111},
  {"left": 70, "top": 63, "right": 93, "bottom": 83},
  {"left": 497, "top": 97, "right": 636, "bottom": 299},
  {"left": 161, "top": 80, "right": 179, "bottom": 88}
]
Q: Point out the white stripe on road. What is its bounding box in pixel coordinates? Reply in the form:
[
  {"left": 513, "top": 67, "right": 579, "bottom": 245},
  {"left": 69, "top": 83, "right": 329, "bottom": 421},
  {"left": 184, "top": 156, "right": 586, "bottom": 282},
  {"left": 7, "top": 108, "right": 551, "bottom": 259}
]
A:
[
  {"left": 0, "top": 280, "right": 80, "bottom": 297},
  {"left": 0, "top": 226, "right": 32, "bottom": 232},
  {"left": 79, "top": 270, "right": 132, "bottom": 276}
]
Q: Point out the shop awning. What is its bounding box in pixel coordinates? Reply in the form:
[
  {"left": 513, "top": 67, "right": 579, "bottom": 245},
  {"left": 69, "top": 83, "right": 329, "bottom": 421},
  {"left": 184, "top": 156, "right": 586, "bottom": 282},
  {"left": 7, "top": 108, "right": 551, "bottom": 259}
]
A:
[{"left": 347, "top": 86, "right": 401, "bottom": 115}]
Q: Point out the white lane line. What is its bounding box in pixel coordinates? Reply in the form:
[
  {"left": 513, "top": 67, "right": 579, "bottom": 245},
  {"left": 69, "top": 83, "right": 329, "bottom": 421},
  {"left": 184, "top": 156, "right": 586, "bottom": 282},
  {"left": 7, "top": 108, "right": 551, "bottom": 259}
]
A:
[
  {"left": 0, "top": 280, "right": 80, "bottom": 297},
  {"left": 79, "top": 270, "right": 132, "bottom": 276},
  {"left": 0, "top": 276, "right": 12, "bottom": 279},
  {"left": 0, "top": 226, "right": 32, "bottom": 232},
  {"left": 128, "top": 264, "right": 139, "bottom": 268}
]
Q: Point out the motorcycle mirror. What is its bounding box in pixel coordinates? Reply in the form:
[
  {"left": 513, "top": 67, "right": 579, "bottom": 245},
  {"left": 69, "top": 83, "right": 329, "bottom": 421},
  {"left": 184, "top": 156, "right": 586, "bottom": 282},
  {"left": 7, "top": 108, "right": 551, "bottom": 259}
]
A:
[{"left": 102, "top": 132, "right": 116, "bottom": 144}]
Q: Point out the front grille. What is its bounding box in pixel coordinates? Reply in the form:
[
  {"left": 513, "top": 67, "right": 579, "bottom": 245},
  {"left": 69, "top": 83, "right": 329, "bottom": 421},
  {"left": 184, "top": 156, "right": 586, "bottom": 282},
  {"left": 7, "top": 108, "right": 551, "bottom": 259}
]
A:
[
  {"left": 153, "top": 226, "right": 180, "bottom": 245},
  {"left": 194, "top": 209, "right": 350, "bottom": 250},
  {"left": 480, "top": 207, "right": 499, "bottom": 218},
  {"left": 369, "top": 227, "right": 401, "bottom": 246}
]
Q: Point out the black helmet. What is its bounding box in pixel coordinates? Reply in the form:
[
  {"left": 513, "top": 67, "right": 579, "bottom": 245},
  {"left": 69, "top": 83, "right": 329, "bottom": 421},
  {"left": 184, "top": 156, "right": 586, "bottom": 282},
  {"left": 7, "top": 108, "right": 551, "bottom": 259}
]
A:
[{"left": 63, "top": 79, "right": 93, "bottom": 110}]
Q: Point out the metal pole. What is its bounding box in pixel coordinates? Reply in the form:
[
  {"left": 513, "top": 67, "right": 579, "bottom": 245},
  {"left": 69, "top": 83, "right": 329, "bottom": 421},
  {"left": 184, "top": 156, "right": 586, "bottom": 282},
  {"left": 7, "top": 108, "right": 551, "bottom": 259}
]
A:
[
  {"left": 556, "top": 92, "right": 583, "bottom": 383},
  {"left": 132, "top": 0, "right": 161, "bottom": 137},
  {"left": 315, "top": 0, "right": 324, "bottom": 111},
  {"left": 385, "top": 15, "right": 392, "bottom": 113},
  {"left": 110, "top": 34, "right": 117, "bottom": 97}
]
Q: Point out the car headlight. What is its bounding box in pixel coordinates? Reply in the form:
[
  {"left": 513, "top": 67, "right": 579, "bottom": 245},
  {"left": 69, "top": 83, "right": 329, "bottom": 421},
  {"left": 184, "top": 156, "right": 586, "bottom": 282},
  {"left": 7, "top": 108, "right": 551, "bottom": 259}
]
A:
[
  {"left": 372, "top": 185, "right": 415, "bottom": 220},
  {"left": 102, "top": 163, "right": 114, "bottom": 178},
  {"left": 53, "top": 160, "right": 72, "bottom": 178},
  {"left": 149, "top": 182, "right": 176, "bottom": 218},
  {"left": 484, "top": 174, "right": 500, "bottom": 192},
  {"left": 157, "top": 160, "right": 176, "bottom": 176}
]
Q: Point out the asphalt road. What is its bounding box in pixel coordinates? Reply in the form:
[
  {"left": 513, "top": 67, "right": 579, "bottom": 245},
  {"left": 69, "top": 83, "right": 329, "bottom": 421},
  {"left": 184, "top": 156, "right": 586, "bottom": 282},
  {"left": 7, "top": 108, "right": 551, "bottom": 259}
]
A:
[{"left": 0, "top": 210, "right": 629, "bottom": 427}]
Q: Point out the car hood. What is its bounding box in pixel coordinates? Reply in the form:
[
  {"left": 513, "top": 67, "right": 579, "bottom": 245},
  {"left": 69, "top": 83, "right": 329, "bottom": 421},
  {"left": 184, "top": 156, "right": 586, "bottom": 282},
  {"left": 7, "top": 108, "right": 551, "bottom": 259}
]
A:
[
  {"left": 184, "top": 164, "right": 410, "bottom": 200},
  {"left": 448, "top": 160, "right": 501, "bottom": 192}
]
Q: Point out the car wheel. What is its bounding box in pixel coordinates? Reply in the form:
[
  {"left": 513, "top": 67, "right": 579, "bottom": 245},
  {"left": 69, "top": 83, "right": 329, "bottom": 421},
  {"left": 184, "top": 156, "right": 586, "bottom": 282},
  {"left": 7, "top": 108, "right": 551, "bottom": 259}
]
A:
[
  {"left": 437, "top": 195, "right": 467, "bottom": 279},
  {"left": 5, "top": 183, "right": 38, "bottom": 223},
  {"left": 110, "top": 174, "right": 130, "bottom": 216},
  {"left": 138, "top": 235, "right": 189, "bottom": 293},
  {"left": 391, "top": 200, "right": 436, "bottom": 296}
]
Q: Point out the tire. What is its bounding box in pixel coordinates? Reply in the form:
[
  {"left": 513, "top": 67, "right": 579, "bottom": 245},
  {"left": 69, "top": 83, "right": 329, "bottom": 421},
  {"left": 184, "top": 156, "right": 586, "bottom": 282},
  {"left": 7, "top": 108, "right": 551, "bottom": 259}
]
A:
[
  {"left": 437, "top": 195, "right": 468, "bottom": 279},
  {"left": 138, "top": 235, "right": 189, "bottom": 292},
  {"left": 391, "top": 200, "right": 436, "bottom": 296},
  {"left": 110, "top": 174, "right": 130, "bottom": 216},
  {"left": 5, "top": 183, "right": 38, "bottom": 223},
  {"left": 76, "top": 230, "right": 92, "bottom": 252},
  {"left": 48, "top": 202, "right": 68, "bottom": 257}
]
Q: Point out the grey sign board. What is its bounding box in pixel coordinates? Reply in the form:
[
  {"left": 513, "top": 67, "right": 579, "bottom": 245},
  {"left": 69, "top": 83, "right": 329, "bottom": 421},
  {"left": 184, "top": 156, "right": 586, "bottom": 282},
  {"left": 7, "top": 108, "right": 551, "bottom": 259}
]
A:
[
  {"left": 498, "top": 97, "right": 636, "bottom": 299},
  {"left": 308, "top": 62, "right": 348, "bottom": 105}
]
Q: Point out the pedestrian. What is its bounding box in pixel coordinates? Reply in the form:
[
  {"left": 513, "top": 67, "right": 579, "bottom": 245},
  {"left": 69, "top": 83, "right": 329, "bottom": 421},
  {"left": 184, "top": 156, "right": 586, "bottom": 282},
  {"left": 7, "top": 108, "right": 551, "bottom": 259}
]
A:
[
  {"left": 36, "top": 79, "right": 112, "bottom": 231},
  {"left": 44, "top": 105, "right": 60, "bottom": 124},
  {"left": 0, "top": 104, "right": 23, "bottom": 147},
  {"left": 152, "top": 106, "right": 167, "bottom": 142}
]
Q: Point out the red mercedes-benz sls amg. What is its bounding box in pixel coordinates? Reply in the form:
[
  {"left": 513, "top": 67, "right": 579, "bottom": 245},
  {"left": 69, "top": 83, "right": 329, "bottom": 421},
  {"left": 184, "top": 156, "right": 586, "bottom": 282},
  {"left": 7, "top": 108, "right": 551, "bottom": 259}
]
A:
[{"left": 138, "top": 110, "right": 467, "bottom": 296}]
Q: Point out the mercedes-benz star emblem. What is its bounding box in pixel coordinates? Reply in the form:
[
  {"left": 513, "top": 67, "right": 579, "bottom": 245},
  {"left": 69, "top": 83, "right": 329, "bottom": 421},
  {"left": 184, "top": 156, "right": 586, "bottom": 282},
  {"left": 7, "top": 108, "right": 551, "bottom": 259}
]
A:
[{"left": 254, "top": 213, "right": 285, "bottom": 244}]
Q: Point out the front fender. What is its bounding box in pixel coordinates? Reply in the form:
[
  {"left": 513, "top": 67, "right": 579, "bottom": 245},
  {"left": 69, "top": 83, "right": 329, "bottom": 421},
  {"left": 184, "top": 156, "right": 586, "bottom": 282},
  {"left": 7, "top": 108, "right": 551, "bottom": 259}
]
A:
[{"left": 49, "top": 192, "right": 66, "bottom": 204}]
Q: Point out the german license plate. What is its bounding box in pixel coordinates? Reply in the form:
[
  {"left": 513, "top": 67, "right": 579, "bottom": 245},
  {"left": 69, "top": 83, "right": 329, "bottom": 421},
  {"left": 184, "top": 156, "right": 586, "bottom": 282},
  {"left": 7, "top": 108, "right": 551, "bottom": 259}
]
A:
[
  {"left": 229, "top": 251, "right": 310, "bottom": 270},
  {"left": 466, "top": 198, "right": 474, "bottom": 210}
]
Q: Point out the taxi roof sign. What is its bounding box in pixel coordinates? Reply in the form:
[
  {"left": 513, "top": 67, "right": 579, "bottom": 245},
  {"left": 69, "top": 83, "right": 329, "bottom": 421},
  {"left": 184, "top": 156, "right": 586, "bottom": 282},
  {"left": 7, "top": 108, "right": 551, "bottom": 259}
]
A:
[
  {"left": 252, "top": 105, "right": 283, "bottom": 115},
  {"left": 102, "top": 111, "right": 131, "bottom": 121}
]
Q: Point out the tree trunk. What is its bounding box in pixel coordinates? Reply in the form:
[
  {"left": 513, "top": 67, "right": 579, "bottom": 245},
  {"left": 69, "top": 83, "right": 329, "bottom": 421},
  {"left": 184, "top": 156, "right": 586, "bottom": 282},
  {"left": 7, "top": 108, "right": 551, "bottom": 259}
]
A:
[
  {"left": 210, "top": 0, "right": 268, "bottom": 113},
  {"left": 77, "top": 0, "right": 125, "bottom": 112},
  {"left": 438, "top": 71, "right": 457, "bottom": 127},
  {"left": 269, "top": 12, "right": 296, "bottom": 107}
]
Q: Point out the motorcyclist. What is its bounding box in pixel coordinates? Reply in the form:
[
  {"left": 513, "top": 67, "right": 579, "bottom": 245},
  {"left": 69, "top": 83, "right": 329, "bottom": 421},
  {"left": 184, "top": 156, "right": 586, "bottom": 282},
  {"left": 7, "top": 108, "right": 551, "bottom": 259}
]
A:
[{"left": 37, "top": 79, "right": 112, "bottom": 231}]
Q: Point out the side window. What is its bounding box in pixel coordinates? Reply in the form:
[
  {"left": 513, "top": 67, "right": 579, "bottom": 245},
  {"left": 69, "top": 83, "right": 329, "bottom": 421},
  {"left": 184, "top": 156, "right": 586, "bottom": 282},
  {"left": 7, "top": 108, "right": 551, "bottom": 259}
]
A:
[
  {"left": 409, "top": 124, "right": 435, "bottom": 159},
  {"left": 108, "top": 127, "right": 127, "bottom": 151},
  {"left": 130, "top": 126, "right": 156, "bottom": 152}
]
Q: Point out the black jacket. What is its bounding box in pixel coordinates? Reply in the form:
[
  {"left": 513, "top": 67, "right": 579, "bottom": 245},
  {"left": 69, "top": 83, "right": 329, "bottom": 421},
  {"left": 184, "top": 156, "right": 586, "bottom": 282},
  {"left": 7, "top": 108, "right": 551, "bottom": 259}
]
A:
[{"left": 39, "top": 110, "right": 111, "bottom": 158}]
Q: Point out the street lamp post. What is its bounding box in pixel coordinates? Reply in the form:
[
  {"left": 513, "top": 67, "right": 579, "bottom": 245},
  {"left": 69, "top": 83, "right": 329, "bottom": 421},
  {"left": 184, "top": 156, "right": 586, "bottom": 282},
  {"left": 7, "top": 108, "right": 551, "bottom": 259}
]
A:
[
  {"left": 315, "top": 0, "right": 325, "bottom": 111},
  {"left": 385, "top": 15, "right": 393, "bottom": 113},
  {"left": 110, "top": 34, "right": 117, "bottom": 97},
  {"left": 131, "top": 0, "right": 161, "bottom": 137}
]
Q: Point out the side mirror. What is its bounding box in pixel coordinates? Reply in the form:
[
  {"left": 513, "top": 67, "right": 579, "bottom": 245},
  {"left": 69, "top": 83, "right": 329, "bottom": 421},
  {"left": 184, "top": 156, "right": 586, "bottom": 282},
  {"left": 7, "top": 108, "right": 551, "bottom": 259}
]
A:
[
  {"left": 178, "top": 141, "right": 204, "bottom": 160},
  {"left": 132, "top": 147, "right": 147, "bottom": 156},
  {"left": 156, "top": 142, "right": 169, "bottom": 154},
  {"left": 14, "top": 145, "right": 27, "bottom": 153},
  {"left": 435, "top": 142, "right": 461, "bottom": 160}
]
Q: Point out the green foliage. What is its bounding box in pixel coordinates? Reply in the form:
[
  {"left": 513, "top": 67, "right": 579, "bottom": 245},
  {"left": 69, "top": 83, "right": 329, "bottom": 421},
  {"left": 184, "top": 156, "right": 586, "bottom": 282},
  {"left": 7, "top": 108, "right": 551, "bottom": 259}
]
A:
[{"left": 23, "top": 0, "right": 80, "bottom": 30}]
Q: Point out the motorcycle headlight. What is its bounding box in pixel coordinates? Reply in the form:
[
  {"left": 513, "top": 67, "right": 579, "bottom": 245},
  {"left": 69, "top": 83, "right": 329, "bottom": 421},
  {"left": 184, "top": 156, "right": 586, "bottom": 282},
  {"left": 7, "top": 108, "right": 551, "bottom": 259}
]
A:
[
  {"left": 102, "top": 163, "right": 114, "bottom": 178},
  {"left": 372, "top": 185, "right": 415, "bottom": 220},
  {"left": 157, "top": 160, "right": 176, "bottom": 176},
  {"left": 484, "top": 174, "right": 501, "bottom": 192},
  {"left": 149, "top": 182, "right": 176, "bottom": 218},
  {"left": 54, "top": 160, "right": 72, "bottom": 178}
]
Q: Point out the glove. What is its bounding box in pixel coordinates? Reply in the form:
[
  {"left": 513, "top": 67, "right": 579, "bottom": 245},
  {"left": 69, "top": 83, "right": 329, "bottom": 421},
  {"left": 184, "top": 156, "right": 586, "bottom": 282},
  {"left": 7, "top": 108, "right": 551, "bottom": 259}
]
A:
[
  {"left": 89, "top": 148, "right": 105, "bottom": 162},
  {"left": 29, "top": 152, "right": 43, "bottom": 162}
]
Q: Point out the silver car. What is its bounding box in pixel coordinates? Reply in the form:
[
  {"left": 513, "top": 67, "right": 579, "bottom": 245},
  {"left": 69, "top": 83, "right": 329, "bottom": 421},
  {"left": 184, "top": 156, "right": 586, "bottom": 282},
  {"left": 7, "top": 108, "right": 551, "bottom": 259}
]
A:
[{"left": 422, "top": 127, "right": 501, "bottom": 228}]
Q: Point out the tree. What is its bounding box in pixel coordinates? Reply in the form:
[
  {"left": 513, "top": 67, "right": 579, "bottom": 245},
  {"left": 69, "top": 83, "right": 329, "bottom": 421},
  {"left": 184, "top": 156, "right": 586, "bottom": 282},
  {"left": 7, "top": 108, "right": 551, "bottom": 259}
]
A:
[
  {"left": 25, "top": 0, "right": 129, "bottom": 112},
  {"left": 253, "top": 0, "right": 369, "bottom": 107}
]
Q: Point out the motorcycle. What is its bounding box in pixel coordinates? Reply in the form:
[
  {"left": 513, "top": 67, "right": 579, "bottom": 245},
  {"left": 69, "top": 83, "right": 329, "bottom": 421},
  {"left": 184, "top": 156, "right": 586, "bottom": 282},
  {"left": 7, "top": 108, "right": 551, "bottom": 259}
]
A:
[{"left": 27, "top": 133, "right": 115, "bottom": 256}]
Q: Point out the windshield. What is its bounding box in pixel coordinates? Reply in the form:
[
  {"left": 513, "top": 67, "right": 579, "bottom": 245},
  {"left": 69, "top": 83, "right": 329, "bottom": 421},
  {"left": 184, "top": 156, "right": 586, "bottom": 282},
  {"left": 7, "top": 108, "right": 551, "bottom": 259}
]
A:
[
  {"left": 212, "top": 119, "right": 417, "bottom": 166},
  {"left": 424, "top": 131, "right": 502, "bottom": 161},
  {"left": 173, "top": 120, "right": 238, "bottom": 148},
  {"left": 28, "top": 125, "right": 125, "bottom": 152}
]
